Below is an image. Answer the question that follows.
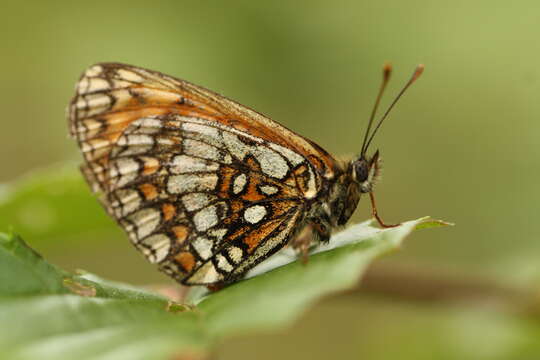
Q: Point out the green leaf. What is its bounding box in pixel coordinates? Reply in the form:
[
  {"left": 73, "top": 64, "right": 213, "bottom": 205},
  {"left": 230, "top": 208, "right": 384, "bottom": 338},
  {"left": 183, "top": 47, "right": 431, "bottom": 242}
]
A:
[
  {"left": 0, "top": 295, "right": 208, "bottom": 360},
  {"left": 0, "top": 232, "right": 209, "bottom": 360},
  {"left": 198, "top": 217, "right": 438, "bottom": 336},
  {"left": 0, "top": 217, "right": 446, "bottom": 359},
  {"left": 0, "top": 232, "right": 70, "bottom": 296}
]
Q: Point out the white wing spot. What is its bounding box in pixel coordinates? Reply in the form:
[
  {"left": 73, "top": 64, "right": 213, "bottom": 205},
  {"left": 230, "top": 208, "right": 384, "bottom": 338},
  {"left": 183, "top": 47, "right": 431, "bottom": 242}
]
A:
[
  {"left": 86, "top": 78, "right": 110, "bottom": 93},
  {"left": 253, "top": 146, "right": 289, "bottom": 179},
  {"left": 84, "top": 65, "right": 103, "bottom": 77},
  {"left": 208, "top": 228, "right": 227, "bottom": 241},
  {"left": 117, "top": 69, "right": 145, "bottom": 83},
  {"left": 233, "top": 173, "right": 247, "bottom": 194},
  {"left": 111, "top": 189, "right": 141, "bottom": 216},
  {"left": 128, "top": 208, "right": 161, "bottom": 239},
  {"left": 78, "top": 93, "right": 112, "bottom": 113},
  {"left": 244, "top": 205, "right": 267, "bottom": 224},
  {"left": 228, "top": 247, "right": 243, "bottom": 264},
  {"left": 137, "top": 117, "right": 163, "bottom": 128},
  {"left": 167, "top": 174, "right": 218, "bottom": 194},
  {"left": 182, "top": 125, "right": 223, "bottom": 148},
  {"left": 222, "top": 132, "right": 250, "bottom": 160},
  {"left": 184, "top": 139, "right": 230, "bottom": 163},
  {"left": 260, "top": 185, "right": 278, "bottom": 195},
  {"left": 186, "top": 262, "right": 221, "bottom": 284},
  {"left": 76, "top": 77, "right": 89, "bottom": 93},
  {"left": 269, "top": 143, "right": 304, "bottom": 166},
  {"left": 183, "top": 122, "right": 220, "bottom": 139},
  {"left": 109, "top": 158, "right": 139, "bottom": 188},
  {"left": 170, "top": 155, "right": 219, "bottom": 174},
  {"left": 216, "top": 254, "right": 233, "bottom": 272},
  {"left": 192, "top": 236, "right": 214, "bottom": 260},
  {"left": 79, "top": 119, "right": 102, "bottom": 132},
  {"left": 117, "top": 134, "right": 155, "bottom": 146},
  {"left": 193, "top": 205, "right": 219, "bottom": 231},
  {"left": 109, "top": 158, "right": 139, "bottom": 177},
  {"left": 182, "top": 193, "right": 216, "bottom": 212},
  {"left": 83, "top": 138, "right": 110, "bottom": 153},
  {"left": 140, "top": 234, "right": 171, "bottom": 263}
]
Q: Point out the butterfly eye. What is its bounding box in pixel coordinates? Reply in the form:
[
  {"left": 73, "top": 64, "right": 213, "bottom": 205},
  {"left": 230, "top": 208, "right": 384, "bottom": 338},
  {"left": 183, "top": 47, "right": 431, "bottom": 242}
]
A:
[{"left": 354, "top": 160, "right": 369, "bottom": 183}]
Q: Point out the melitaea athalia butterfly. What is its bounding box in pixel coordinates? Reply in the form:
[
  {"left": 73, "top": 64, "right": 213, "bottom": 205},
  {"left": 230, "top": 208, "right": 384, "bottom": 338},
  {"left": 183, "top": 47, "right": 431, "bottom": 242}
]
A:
[{"left": 68, "top": 62, "right": 423, "bottom": 286}]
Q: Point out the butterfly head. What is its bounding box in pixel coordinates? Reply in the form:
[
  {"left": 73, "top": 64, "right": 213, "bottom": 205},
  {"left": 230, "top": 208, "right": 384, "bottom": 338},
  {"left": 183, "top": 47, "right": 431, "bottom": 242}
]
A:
[
  {"left": 330, "top": 151, "right": 381, "bottom": 226},
  {"left": 351, "top": 150, "right": 381, "bottom": 193}
]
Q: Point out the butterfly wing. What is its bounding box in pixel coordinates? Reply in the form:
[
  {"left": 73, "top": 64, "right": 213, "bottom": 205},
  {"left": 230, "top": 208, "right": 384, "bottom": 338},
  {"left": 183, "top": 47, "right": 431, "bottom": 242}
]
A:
[{"left": 68, "top": 63, "right": 339, "bottom": 285}]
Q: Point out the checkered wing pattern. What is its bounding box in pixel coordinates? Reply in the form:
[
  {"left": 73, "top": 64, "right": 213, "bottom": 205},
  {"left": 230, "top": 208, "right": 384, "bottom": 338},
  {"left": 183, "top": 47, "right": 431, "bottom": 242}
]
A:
[{"left": 68, "top": 63, "right": 338, "bottom": 285}]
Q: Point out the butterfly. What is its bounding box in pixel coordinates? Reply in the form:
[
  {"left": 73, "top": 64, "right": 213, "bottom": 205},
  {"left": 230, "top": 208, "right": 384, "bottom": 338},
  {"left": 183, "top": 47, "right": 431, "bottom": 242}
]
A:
[{"left": 68, "top": 62, "right": 423, "bottom": 286}]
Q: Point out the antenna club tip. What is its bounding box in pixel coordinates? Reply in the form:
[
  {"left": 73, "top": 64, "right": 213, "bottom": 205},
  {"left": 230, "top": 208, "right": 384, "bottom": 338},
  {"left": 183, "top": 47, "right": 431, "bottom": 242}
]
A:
[
  {"left": 413, "top": 64, "right": 425, "bottom": 80},
  {"left": 382, "top": 62, "right": 392, "bottom": 78},
  {"left": 383, "top": 62, "right": 392, "bottom": 82}
]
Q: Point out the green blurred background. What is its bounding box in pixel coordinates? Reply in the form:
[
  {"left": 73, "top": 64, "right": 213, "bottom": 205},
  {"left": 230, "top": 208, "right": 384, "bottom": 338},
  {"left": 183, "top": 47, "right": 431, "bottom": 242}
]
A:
[{"left": 1, "top": 1, "right": 539, "bottom": 359}]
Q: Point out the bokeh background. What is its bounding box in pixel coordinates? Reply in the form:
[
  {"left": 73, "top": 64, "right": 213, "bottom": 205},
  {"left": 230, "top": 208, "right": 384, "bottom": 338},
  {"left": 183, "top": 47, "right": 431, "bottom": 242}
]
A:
[{"left": 1, "top": 1, "right": 539, "bottom": 359}]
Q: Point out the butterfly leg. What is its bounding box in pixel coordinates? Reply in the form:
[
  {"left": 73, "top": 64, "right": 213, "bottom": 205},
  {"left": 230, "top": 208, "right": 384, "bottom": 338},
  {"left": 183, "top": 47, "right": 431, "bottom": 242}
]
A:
[
  {"left": 291, "top": 219, "right": 331, "bottom": 264},
  {"left": 207, "top": 283, "right": 226, "bottom": 292},
  {"left": 290, "top": 227, "right": 312, "bottom": 264},
  {"left": 369, "top": 191, "right": 400, "bottom": 228}
]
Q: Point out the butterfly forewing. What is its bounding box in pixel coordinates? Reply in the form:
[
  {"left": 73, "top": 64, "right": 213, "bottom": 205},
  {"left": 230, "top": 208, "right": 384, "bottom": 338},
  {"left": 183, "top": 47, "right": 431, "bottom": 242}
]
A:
[{"left": 69, "top": 63, "right": 340, "bottom": 285}]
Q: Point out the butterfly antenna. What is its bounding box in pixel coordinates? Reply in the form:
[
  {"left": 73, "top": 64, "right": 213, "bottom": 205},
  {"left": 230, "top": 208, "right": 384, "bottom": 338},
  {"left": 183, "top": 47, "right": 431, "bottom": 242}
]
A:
[
  {"left": 360, "top": 63, "right": 392, "bottom": 157},
  {"left": 363, "top": 64, "right": 424, "bottom": 153}
]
